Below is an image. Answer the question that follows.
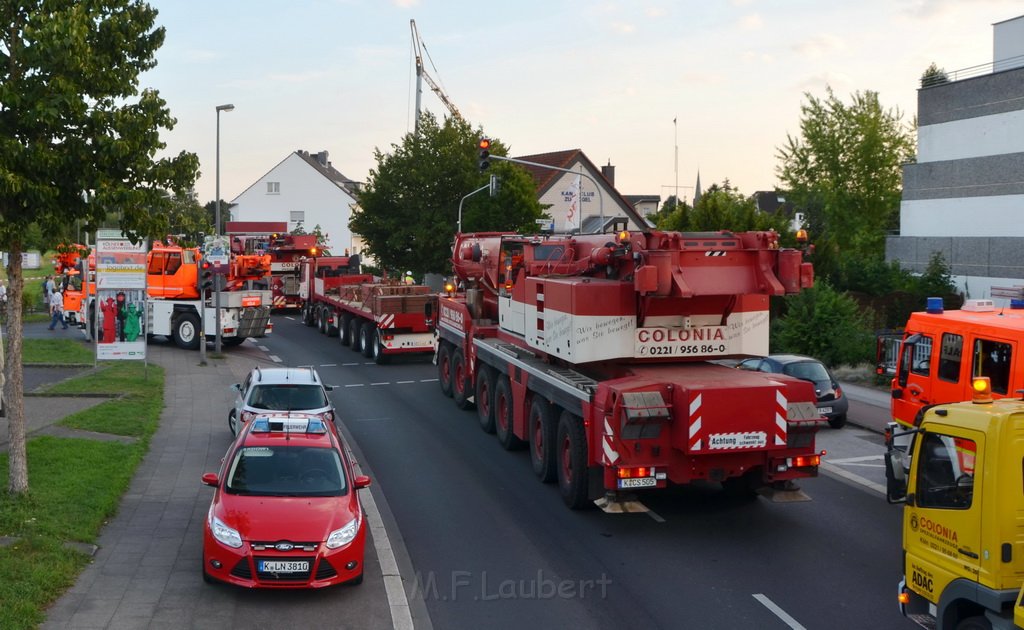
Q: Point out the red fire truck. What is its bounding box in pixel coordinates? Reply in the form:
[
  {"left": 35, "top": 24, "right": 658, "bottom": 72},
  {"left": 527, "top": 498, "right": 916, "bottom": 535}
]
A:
[
  {"left": 435, "top": 227, "right": 824, "bottom": 510},
  {"left": 297, "top": 255, "right": 436, "bottom": 364}
]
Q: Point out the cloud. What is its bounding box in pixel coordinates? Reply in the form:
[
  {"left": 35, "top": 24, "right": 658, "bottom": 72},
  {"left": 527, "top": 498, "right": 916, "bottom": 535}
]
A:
[
  {"left": 645, "top": 7, "right": 667, "bottom": 18},
  {"left": 392, "top": 0, "right": 420, "bottom": 7},
  {"left": 737, "top": 13, "right": 763, "bottom": 31},
  {"left": 610, "top": 21, "right": 636, "bottom": 34},
  {"left": 792, "top": 34, "right": 845, "bottom": 58}
]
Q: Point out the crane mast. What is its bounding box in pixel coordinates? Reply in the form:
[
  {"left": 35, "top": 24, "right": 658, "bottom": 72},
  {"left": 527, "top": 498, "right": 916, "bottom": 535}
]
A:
[{"left": 410, "top": 19, "right": 463, "bottom": 133}]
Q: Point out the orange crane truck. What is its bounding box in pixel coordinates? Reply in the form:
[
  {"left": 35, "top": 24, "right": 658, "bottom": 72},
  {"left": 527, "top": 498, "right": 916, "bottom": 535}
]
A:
[{"left": 435, "top": 227, "right": 825, "bottom": 511}]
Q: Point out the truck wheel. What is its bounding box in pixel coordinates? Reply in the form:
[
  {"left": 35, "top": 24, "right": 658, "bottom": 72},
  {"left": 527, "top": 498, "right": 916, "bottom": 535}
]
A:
[
  {"left": 302, "top": 304, "right": 315, "bottom": 327},
  {"left": 494, "top": 376, "right": 523, "bottom": 450},
  {"left": 557, "top": 411, "right": 589, "bottom": 509},
  {"left": 955, "top": 617, "right": 993, "bottom": 630},
  {"left": 371, "top": 330, "right": 389, "bottom": 365},
  {"left": 221, "top": 337, "right": 245, "bottom": 348},
  {"left": 172, "top": 312, "right": 201, "bottom": 350},
  {"left": 360, "top": 323, "right": 375, "bottom": 358},
  {"left": 325, "top": 309, "right": 339, "bottom": 337},
  {"left": 348, "top": 318, "right": 363, "bottom": 353},
  {"left": 529, "top": 397, "right": 557, "bottom": 483},
  {"left": 316, "top": 306, "right": 326, "bottom": 333},
  {"left": 339, "top": 314, "right": 353, "bottom": 346},
  {"left": 438, "top": 343, "right": 453, "bottom": 397},
  {"left": 722, "top": 470, "right": 761, "bottom": 500},
  {"left": 475, "top": 367, "right": 496, "bottom": 434},
  {"left": 452, "top": 350, "right": 474, "bottom": 410}
]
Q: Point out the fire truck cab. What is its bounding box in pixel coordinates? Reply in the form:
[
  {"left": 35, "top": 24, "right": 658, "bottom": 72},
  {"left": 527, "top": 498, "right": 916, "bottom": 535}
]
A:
[{"left": 890, "top": 298, "right": 1024, "bottom": 430}]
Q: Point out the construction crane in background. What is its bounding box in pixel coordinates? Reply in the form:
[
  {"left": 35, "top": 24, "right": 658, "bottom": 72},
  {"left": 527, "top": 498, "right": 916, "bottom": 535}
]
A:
[{"left": 410, "top": 19, "right": 463, "bottom": 134}]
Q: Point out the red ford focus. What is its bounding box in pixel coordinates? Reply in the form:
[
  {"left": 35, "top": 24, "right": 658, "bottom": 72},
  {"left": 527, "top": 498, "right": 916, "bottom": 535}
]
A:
[{"left": 201, "top": 415, "right": 370, "bottom": 588}]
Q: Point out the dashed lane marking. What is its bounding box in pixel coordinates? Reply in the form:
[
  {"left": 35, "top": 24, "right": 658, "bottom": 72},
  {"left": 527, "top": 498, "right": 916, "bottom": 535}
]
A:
[
  {"left": 819, "top": 461, "right": 886, "bottom": 496},
  {"left": 258, "top": 346, "right": 269, "bottom": 352},
  {"left": 342, "top": 363, "right": 361, "bottom": 366},
  {"left": 753, "top": 593, "right": 806, "bottom": 630},
  {"left": 396, "top": 380, "right": 415, "bottom": 384},
  {"left": 268, "top": 355, "right": 282, "bottom": 363},
  {"left": 320, "top": 363, "right": 337, "bottom": 367},
  {"left": 420, "top": 378, "right": 438, "bottom": 383},
  {"left": 284, "top": 316, "right": 295, "bottom": 321},
  {"left": 371, "top": 382, "right": 389, "bottom": 386},
  {"left": 646, "top": 510, "right": 666, "bottom": 523},
  {"left": 345, "top": 384, "right": 366, "bottom": 388}
]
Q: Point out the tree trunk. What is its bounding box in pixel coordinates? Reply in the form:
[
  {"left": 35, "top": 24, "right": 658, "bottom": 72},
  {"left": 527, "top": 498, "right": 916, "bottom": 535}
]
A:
[{"left": 6, "top": 241, "right": 28, "bottom": 494}]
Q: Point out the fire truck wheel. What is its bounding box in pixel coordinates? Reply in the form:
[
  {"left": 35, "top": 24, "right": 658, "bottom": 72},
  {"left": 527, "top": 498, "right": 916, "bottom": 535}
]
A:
[
  {"left": 348, "top": 318, "right": 363, "bottom": 353},
  {"left": 557, "top": 411, "right": 589, "bottom": 509},
  {"left": 339, "top": 315, "right": 353, "bottom": 346},
  {"left": 475, "top": 367, "right": 496, "bottom": 434},
  {"left": 437, "top": 343, "right": 453, "bottom": 397},
  {"left": 360, "top": 323, "right": 375, "bottom": 358},
  {"left": 172, "top": 312, "right": 201, "bottom": 350},
  {"left": 529, "top": 397, "right": 557, "bottom": 483},
  {"left": 452, "top": 350, "right": 475, "bottom": 411},
  {"left": 494, "top": 377, "right": 523, "bottom": 450}
]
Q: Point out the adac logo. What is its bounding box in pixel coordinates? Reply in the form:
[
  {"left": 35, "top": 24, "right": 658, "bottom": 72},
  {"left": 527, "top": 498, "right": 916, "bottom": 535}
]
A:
[{"left": 910, "top": 514, "right": 918, "bottom": 532}]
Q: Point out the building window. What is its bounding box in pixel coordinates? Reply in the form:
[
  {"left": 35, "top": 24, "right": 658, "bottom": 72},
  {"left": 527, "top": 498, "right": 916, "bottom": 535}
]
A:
[
  {"left": 290, "top": 211, "right": 305, "bottom": 224},
  {"left": 266, "top": 182, "right": 280, "bottom": 194}
]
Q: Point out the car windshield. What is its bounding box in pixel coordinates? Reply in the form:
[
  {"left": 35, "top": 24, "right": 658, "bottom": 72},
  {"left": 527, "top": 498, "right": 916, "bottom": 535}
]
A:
[
  {"left": 248, "top": 384, "right": 328, "bottom": 411},
  {"left": 225, "top": 445, "right": 346, "bottom": 497},
  {"left": 783, "top": 361, "right": 831, "bottom": 383}
]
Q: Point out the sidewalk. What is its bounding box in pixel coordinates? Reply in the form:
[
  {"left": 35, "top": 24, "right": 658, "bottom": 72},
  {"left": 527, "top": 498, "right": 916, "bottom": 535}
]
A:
[{"left": 41, "top": 337, "right": 392, "bottom": 628}]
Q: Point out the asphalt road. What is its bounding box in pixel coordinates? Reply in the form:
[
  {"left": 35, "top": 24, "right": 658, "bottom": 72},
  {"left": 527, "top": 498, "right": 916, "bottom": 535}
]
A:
[{"left": 262, "top": 315, "right": 908, "bottom": 630}]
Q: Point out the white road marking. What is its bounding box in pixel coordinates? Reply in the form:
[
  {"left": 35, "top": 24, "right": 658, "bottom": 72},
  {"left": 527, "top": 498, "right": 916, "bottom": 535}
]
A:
[
  {"left": 420, "top": 378, "right": 439, "bottom": 383},
  {"left": 258, "top": 345, "right": 269, "bottom": 352},
  {"left": 364, "top": 362, "right": 375, "bottom": 365},
  {"left": 345, "top": 383, "right": 365, "bottom": 388},
  {"left": 826, "top": 455, "right": 884, "bottom": 464},
  {"left": 371, "top": 382, "right": 390, "bottom": 386},
  {"left": 268, "top": 355, "right": 282, "bottom": 363},
  {"left": 819, "top": 461, "right": 886, "bottom": 496},
  {"left": 646, "top": 509, "right": 666, "bottom": 523},
  {"left": 349, "top": 457, "right": 413, "bottom": 630},
  {"left": 396, "top": 380, "right": 415, "bottom": 384},
  {"left": 320, "top": 363, "right": 337, "bottom": 367},
  {"left": 284, "top": 316, "right": 295, "bottom": 321},
  {"left": 753, "top": 593, "right": 806, "bottom": 630},
  {"left": 342, "top": 362, "right": 361, "bottom": 366}
]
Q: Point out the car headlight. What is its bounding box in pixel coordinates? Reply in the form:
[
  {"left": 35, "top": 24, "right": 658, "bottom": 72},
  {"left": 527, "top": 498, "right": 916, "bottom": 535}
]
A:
[
  {"left": 209, "top": 511, "right": 243, "bottom": 549},
  {"left": 325, "top": 517, "right": 359, "bottom": 549}
]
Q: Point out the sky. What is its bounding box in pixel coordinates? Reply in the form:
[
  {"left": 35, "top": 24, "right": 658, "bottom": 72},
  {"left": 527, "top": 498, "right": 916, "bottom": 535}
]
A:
[{"left": 143, "top": 0, "right": 1021, "bottom": 207}]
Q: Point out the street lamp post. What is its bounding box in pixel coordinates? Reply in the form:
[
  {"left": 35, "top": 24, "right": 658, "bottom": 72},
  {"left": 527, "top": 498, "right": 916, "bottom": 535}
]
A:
[{"left": 215, "top": 103, "right": 234, "bottom": 353}]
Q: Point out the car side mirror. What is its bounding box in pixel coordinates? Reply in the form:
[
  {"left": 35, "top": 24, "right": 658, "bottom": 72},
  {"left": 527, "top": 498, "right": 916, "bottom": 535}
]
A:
[
  {"left": 201, "top": 472, "right": 219, "bottom": 487},
  {"left": 354, "top": 475, "right": 371, "bottom": 489},
  {"left": 230, "top": 383, "right": 240, "bottom": 391},
  {"left": 324, "top": 385, "right": 335, "bottom": 392}
]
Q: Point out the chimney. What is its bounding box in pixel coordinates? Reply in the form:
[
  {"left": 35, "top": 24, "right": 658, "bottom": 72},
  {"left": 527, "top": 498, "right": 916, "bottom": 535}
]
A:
[
  {"left": 316, "top": 151, "right": 329, "bottom": 167},
  {"left": 601, "top": 160, "right": 615, "bottom": 186}
]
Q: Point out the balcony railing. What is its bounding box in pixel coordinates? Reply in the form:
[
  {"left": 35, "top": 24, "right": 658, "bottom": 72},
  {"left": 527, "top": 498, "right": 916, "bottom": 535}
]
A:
[{"left": 921, "top": 54, "right": 1024, "bottom": 88}]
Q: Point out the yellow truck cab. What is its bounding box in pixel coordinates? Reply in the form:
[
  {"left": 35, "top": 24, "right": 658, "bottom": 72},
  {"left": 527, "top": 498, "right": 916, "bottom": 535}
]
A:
[{"left": 885, "top": 378, "right": 1024, "bottom": 630}]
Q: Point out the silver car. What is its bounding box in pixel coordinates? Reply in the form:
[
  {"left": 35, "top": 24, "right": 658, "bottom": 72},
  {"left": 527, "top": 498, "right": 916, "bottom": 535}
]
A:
[
  {"left": 736, "top": 354, "right": 850, "bottom": 428},
  {"left": 229, "top": 366, "right": 336, "bottom": 436}
]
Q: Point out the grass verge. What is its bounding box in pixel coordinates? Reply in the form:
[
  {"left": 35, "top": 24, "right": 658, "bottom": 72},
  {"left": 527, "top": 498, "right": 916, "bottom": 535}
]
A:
[
  {"left": 22, "top": 339, "right": 93, "bottom": 364},
  {"left": 0, "top": 359, "right": 164, "bottom": 629}
]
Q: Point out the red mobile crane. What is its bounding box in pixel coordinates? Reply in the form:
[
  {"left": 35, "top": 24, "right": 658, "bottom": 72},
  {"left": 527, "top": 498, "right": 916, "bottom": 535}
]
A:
[
  {"left": 435, "top": 227, "right": 824, "bottom": 510},
  {"left": 266, "top": 233, "right": 327, "bottom": 310}
]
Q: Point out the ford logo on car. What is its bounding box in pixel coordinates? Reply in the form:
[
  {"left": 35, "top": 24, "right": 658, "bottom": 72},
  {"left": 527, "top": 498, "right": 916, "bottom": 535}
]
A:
[{"left": 274, "top": 542, "right": 294, "bottom": 551}]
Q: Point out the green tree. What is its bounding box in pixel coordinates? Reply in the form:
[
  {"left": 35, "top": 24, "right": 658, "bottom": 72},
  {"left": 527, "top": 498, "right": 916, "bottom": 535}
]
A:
[
  {"left": 773, "top": 282, "right": 875, "bottom": 367},
  {"left": 167, "top": 193, "right": 214, "bottom": 247},
  {"left": 656, "top": 181, "right": 792, "bottom": 236},
  {"left": 921, "top": 62, "right": 950, "bottom": 88},
  {"left": 776, "top": 87, "right": 915, "bottom": 283},
  {"left": 350, "top": 112, "right": 543, "bottom": 275},
  {"left": 203, "top": 199, "right": 236, "bottom": 234},
  {"left": 0, "top": 1, "right": 198, "bottom": 494}
]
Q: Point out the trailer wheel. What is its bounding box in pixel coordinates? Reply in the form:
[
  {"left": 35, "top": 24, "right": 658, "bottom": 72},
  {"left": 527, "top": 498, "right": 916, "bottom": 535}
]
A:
[
  {"left": 172, "top": 312, "right": 201, "bottom": 350},
  {"left": 316, "top": 306, "right": 326, "bottom": 334},
  {"left": 475, "top": 367, "right": 496, "bottom": 434},
  {"left": 325, "top": 309, "right": 339, "bottom": 337},
  {"left": 371, "top": 330, "right": 389, "bottom": 365},
  {"left": 302, "top": 304, "right": 315, "bottom": 327},
  {"left": 437, "top": 343, "right": 453, "bottom": 397},
  {"left": 360, "top": 323, "right": 375, "bottom": 358},
  {"left": 348, "top": 318, "right": 363, "bottom": 353},
  {"left": 557, "top": 411, "right": 589, "bottom": 509},
  {"left": 494, "top": 376, "right": 523, "bottom": 450},
  {"left": 452, "top": 350, "right": 475, "bottom": 411},
  {"left": 529, "top": 397, "right": 557, "bottom": 483},
  {"left": 339, "top": 314, "right": 353, "bottom": 346}
]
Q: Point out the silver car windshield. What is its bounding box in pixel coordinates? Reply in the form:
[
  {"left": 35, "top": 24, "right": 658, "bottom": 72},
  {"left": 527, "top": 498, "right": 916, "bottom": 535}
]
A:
[
  {"left": 248, "top": 384, "right": 329, "bottom": 411},
  {"left": 226, "top": 446, "right": 346, "bottom": 497}
]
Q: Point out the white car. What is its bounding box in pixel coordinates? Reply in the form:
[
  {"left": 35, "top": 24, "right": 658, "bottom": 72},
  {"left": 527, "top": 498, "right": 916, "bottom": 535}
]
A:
[{"left": 229, "top": 366, "right": 335, "bottom": 436}]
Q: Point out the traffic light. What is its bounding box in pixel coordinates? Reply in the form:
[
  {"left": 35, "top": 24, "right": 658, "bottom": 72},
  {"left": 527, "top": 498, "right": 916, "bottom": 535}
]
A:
[
  {"left": 478, "top": 137, "right": 491, "bottom": 172},
  {"left": 200, "top": 261, "right": 214, "bottom": 292}
]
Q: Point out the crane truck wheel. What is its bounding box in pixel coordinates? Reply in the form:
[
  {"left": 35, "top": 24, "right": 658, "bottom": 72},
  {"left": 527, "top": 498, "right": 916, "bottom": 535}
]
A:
[
  {"left": 360, "top": 323, "right": 375, "bottom": 358},
  {"left": 302, "top": 304, "right": 315, "bottom": 327},
  {"left": 452, "top": 350, "right": 475, "bottom": 411},
  {"left": 348, "top": 318, "right": 363, "bottom": 353},
  {"left": 318, "top": 306, "right": 330, "bottom": 334},
  {"left": 494, "top": 376, "right": 524, "bottom": 450},
  {"left": 339, "top": 314, "right": 353, "bottom": 346},
  {"left": 172, "top": 312, "right": 201, "bottom": 350},
  {"left": 955, "top": 616, "right": 993, "bottom": 630},
  {"left": 325, "top": 310, "right": 339, "bottom": 337},
  {"left": 475, "top": 367, "right": 496, "bottom": 433},
  {"left": 371, "top": 330, "right": 389, "bottom": 365},
  {"left": 529, "top": 397, "right": 558, "bottom": 483},
  {"left": 437, "top": 343, "right": 453, "bottom": 397},
  {"left": 557, "top": 411, "right": 590, "bottom": 509}
]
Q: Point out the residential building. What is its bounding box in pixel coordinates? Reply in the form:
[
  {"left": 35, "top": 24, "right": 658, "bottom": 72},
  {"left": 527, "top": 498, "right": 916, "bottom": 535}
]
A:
[
  {"left": 886, "top": 15, "right": 1024, "bottom": 298},
  {"left": 230, "top": 150, "right": 361, "bottom": 253},
  {"left": 623, "top": 194, "right": 662, "bottom": 219},
  {"left": 513, "top": 150, "right": 647, "bottom": 232}
]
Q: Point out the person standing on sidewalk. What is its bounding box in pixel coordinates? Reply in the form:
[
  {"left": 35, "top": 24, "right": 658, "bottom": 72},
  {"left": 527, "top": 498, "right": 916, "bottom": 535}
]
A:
[{"left": 48, "top": 287, "right": 67, "bottom": 330}]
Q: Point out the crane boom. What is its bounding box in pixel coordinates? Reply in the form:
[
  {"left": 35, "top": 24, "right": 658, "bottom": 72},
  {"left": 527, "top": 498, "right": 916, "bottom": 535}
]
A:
[{"left": 410, "top": 19, "right": 463, "bottom": 133}]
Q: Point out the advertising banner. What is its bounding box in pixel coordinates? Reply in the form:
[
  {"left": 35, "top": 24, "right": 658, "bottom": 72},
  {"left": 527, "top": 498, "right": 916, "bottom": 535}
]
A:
[{"left": 95, "top": 237, "right": 147, "bottom": 361}]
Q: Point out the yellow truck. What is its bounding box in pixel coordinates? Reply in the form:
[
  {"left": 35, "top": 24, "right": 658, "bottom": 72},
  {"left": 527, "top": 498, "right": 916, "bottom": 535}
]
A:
[{"left": 885, "top": 378, "right": 1024, "bottom": 630}]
